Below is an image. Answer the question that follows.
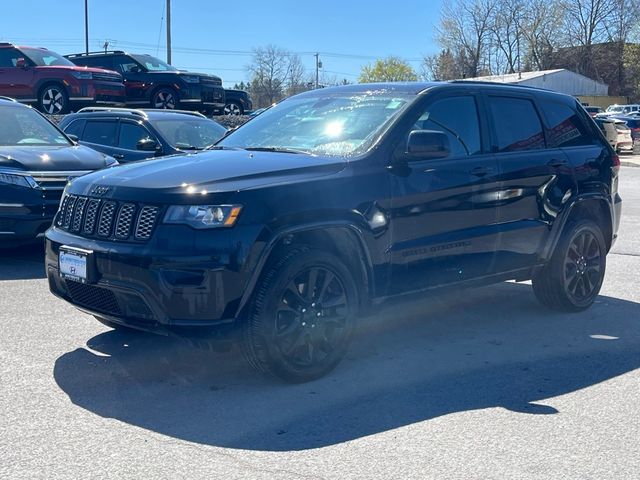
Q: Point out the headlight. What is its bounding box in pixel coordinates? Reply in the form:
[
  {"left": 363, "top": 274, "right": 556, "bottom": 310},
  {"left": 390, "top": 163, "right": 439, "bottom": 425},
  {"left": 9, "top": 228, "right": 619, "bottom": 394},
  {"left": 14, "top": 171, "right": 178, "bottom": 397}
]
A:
[
  {"left": 71, "top": 71, "right": 93, "bottom": 80},
  {"left": 181, "top": 75, "right": 200, "bottom": 84},
  {"left": 164, "top": 205, "right": 242, "bottom": 229},
  {"left": 0, "top": 170, "right": 38, "bottom": 188}
]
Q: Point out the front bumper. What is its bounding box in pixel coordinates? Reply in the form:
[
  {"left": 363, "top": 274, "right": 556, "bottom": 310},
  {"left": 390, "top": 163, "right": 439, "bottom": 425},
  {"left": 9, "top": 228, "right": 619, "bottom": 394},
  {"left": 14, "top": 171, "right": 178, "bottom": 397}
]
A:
[
  {"left": 45, "top": 224, "right": 257, "bottom": 336},
  {"left": 0, "top": 186, "right": 62, "bottom": 242},
  {"left": 178, "top": 83, "right": 225, "bottom": 109}
]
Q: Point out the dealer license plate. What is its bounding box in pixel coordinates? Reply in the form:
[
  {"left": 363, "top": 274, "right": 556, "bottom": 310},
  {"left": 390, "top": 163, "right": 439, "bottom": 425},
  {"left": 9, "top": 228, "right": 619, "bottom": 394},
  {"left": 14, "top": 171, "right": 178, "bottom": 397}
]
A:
[{"left": 59, "top": 246, "right": 92, "bottom": 283}]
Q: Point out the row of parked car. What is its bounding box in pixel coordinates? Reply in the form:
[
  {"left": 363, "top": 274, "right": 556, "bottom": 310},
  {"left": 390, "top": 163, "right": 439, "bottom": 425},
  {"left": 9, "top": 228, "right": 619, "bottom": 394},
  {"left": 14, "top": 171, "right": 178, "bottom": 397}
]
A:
[
  {"left": 0, "top": 43, "right": 252, "bottom": 116},
  {"left": 583, "top": 104, "right": 639, "bottom": 153}
]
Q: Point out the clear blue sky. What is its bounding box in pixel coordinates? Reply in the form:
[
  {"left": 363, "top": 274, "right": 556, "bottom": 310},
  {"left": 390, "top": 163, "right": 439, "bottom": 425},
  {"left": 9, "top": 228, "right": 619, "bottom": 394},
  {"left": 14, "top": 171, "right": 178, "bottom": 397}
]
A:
[{"left": 1, "top": 0, "right": 443, "bottom": 87}]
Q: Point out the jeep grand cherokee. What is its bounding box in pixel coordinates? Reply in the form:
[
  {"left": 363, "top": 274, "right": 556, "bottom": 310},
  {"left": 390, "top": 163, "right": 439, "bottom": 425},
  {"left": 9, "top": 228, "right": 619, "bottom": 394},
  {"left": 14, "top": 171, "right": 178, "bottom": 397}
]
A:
[{"left": 45, "top": 82, "right": 621, "bottom": 382}]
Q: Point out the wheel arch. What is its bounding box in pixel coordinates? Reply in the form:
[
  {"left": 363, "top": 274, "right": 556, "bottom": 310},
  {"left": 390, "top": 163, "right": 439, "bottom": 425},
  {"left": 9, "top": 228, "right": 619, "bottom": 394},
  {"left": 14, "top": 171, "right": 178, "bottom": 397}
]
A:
[
  {"left": 235, "top": 223, "right": 375, "bottom": 318},
  {"left": 543, "top": 194, "right": 614, "bottom": 260}
]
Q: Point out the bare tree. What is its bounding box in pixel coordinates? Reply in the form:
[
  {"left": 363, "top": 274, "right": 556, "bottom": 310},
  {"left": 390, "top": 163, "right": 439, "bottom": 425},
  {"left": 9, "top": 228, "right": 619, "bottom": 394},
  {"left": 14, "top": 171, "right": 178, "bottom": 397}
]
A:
[
  {"left": 246, "top": 45, "right": 289, "bottom": 107},
  {"left": 488, "top": 0, "right": 526, "bottom": 74},
  {"left": 519, "top": 0, "right": 566, "bottom": 70},
  {"left": 436, "top": 0, "right": 497, "bottom": 78}
]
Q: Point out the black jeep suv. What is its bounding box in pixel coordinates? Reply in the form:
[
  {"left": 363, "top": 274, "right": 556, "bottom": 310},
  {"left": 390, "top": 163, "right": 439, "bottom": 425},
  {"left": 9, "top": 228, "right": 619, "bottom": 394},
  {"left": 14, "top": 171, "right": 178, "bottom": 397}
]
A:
[
  {"left": 66, "top": 51, "right": 225, "bottom": 114},
  {"left": 45, "top": 82, "right": 622, "bottom": 382}
]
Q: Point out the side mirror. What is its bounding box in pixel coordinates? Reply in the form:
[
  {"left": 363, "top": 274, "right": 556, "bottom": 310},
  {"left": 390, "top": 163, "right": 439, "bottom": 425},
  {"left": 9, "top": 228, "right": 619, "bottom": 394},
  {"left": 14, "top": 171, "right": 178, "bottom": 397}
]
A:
[
  {"left": 136, "top": 138, "right": 159, "bottom": 152},
  {"left": 16, "top": 58, "right": 28, "bottom": 69},
  {"left": 406, "top": 130, "right": 450, "bottom": 159},
  {"left": 67, "top": 134, "right": 79, "bottom": 143}
]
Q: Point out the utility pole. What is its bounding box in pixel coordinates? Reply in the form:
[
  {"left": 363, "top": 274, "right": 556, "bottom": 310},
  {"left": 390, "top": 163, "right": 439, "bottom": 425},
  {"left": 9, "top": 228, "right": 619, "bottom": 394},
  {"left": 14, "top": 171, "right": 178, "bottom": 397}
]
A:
[
  {"left": 166, "top": 0, "right": 172, "bottom": 64},
  {"left": 314, "top": 53, "right": 322, "bottom": 89},
  {"left": 84, "top": 0, "right": 89, "bottom": 54}
]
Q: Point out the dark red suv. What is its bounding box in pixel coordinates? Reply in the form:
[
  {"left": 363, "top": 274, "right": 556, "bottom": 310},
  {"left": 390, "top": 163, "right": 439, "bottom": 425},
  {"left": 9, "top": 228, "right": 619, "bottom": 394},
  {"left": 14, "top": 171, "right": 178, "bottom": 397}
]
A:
[{"left": 0, "top": 43, "right": 126, "bottom": 114}]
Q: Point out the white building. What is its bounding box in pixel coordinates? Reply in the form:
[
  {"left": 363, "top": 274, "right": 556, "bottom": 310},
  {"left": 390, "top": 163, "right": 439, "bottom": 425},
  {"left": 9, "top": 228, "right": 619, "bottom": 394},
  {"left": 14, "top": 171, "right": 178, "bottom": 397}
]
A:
[{"left": 460, "top": 69, "right": 608, "bottom": 96}]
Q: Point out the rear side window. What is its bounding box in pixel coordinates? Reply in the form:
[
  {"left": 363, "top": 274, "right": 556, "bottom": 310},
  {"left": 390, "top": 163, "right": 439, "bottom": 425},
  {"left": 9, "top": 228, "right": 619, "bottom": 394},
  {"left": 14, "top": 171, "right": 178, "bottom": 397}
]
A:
[
  {"left": 0, "top": 48, "right": 22, "bottom": 67},
  {"left": 118, "top": 122, "right": 153, "bottom": 150},
  {"left": 540, "top": 100, "right": 594, "bottom": 147},
  {"left": 63, "top": 119, "right": 85, "bottom": 138},
  {"left": 83, "top": 120, "right": 117, "bottom": 146},
  {"left": 412, "top": 96, "right": 482, "bottom": 157},
  {"left": 488, "top": 97, "right": 544, "bottom": 152}
]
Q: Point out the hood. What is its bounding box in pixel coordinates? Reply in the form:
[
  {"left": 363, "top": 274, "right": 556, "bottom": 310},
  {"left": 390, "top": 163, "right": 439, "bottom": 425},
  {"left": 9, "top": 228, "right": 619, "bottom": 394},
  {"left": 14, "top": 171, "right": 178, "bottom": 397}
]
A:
[
  {"left": 0, "top": 144, "right": 114, "bottom": 172},
  {"left": 38, "top": 65, "right": 123, "bottom": 78},
  {"left": 161, "top": 70, "right": 222, "bottom": 83},
  {"left": 69, "top": 149, "right": 346, "bottom": 203}
]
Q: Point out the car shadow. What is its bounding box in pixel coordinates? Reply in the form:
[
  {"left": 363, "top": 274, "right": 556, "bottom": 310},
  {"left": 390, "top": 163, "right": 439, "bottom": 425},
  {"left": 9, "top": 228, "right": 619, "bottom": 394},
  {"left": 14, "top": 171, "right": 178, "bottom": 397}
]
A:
[
  {"left": 53, "top": 281, "right": 640, "bottom": 451},
  {"left": 0, "top": 242, "right": 45, "bottom": 280}
]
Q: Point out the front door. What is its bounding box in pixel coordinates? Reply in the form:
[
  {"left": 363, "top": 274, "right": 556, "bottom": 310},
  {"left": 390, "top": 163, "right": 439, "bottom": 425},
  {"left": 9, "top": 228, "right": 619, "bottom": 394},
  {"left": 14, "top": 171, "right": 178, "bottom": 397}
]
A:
[
  {"left": 0, "top": 47, "right": 35, "bottom": 100},
  {"left": 388, "top": 93, "right": 501, "bottom": 294}
]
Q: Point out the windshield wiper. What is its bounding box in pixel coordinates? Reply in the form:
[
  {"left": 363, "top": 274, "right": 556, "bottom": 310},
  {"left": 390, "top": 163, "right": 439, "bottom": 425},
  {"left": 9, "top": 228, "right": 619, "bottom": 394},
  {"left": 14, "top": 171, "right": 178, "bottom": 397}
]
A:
[
  {"left": 204, "top": 145, "right": 244, "bottom": 151},
  {"left": 244, "top": 146, "right": 311, "bottom": 155}
]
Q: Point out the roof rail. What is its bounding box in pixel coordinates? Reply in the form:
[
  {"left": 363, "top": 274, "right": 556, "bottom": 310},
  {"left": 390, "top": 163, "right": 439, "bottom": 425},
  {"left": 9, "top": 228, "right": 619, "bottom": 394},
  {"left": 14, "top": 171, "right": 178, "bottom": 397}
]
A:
[
  {"left": 141, "top": 109, "right": 207, "bottom": 118},
  {"left": 0, "top": 96, "right": 19, "bottom": 103},
  {"left": 77, "top": 106, "right": 147, "bottom": 118},
  {"left": 66, "top": 50, "right": 125, "bottom": 58}
]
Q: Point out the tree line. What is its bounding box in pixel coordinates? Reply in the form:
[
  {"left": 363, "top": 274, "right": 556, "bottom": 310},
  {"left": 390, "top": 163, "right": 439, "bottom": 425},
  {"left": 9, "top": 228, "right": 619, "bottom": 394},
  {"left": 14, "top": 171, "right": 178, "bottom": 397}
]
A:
[{"left": 240, "top": 0, "right": 640, "bottom": 108}]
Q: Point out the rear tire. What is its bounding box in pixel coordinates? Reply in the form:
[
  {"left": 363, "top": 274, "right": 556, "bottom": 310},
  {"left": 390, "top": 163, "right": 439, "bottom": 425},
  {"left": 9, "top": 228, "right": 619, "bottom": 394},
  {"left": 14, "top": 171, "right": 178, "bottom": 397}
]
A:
[
  {"left": 223, "top": 101, "right": 243, "bottom": 115},
  {"left": 532, "top": 219, "right": 606, "bottom": 312},
  {"left": 241, "top": 247, "right": 358, "bottom": 383}
]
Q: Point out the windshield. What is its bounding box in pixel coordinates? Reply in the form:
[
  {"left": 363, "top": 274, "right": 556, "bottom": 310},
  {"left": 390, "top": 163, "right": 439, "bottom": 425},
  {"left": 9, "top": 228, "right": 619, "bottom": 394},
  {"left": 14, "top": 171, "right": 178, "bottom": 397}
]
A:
[
  {"left": 20, "top": 48, "right": 75, "bottom": 67},
  {"left": 218, "top": 91, "right": 414, "bottom": 156},
  {"left": 131, "top": 54, "right": 178, "bottom": 72},
  {"left": 151, "top": 117, "right": 227, "bottom": 149},
  {"left": 0, "top": 105, "right": 70, "bottom": 146}
]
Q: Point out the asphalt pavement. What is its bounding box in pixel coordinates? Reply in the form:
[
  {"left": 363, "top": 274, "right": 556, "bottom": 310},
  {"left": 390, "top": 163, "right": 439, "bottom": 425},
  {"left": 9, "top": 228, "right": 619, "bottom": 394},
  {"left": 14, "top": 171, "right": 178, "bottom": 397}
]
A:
[{"left": 1, "top": 167, "right": 640, "bottom": 479}]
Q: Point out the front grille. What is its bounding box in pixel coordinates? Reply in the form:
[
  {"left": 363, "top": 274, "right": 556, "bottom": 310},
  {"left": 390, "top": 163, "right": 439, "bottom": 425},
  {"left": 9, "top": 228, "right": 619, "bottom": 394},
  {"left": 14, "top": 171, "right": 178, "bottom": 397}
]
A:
[
  {"left": 97, "top": 201, "right": 116, "bottom": 237},
  {"left": 93, "top": 72, "right": 122, "bottom": 83},
  {"left": 56, "top": 194, "right": 161, "bottom": 242},
  {"left": 66, "top": 281, "right": 122, "bottom": 316},
  {"left": 135, "top": 206, "right": 160, "bottom": 240},
  {"left": 29, "top": 171, "right": 91, "bottom": 191}
]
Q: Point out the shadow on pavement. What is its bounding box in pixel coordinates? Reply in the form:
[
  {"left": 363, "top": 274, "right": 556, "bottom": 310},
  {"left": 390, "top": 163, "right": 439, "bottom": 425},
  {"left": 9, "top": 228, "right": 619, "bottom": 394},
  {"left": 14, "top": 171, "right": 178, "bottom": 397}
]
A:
[
  {"left": 53, "top": 282, "right": 640, "bottom": 451},
  {"left": 0, "top": 241, "right": 45, "bottom": 280}
]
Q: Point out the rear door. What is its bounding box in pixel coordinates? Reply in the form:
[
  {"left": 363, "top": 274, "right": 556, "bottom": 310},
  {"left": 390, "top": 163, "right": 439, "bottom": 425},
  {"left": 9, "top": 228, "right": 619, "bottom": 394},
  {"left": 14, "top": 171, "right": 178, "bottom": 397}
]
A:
[
  {"left": 486, "top": 93, "right": 577, "bottom": 271},
  {"left": 388, "top": 92, "right": 501, "bottom": 293},
  {"left": 78, "top": 118, "right": 119, "bottom": 157}
]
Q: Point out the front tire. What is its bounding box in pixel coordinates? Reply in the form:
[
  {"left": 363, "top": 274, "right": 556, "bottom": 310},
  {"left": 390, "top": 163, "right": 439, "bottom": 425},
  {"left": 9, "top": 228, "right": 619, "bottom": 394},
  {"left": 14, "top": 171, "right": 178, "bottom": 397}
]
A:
[
  {"left": 242, "top": 248, "right": 358, "bottom": 383},
  {"left": 151, "top": 87, "right": 179, "bottom": 109},
  {"left": 38, "top": 84, "right": 69, "bottom": 114},
  {"left": 532, "top": 219, "right": 607, "bottom": 312}
]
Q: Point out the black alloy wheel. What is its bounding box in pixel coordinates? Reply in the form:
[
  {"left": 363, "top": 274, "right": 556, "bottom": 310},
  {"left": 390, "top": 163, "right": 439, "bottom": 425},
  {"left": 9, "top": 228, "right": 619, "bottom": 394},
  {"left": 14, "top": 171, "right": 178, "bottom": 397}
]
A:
[
  {"left": 242, "top": 248, "right": 358, "bottom": 383},
  {"left": 274, "top": 266, "right": 349, "bottom": 368},
  {"left": 532, "top": 219, "right": 606, "bottom": 312},
  {"left": 563, "top": 230, "right": 603, "bottom": 304}
]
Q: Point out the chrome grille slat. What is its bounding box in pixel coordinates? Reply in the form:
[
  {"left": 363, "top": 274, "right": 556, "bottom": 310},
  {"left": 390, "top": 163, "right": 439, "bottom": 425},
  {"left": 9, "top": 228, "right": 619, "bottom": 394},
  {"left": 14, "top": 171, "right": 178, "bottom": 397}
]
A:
[
  {"left": 62, "top": 196, "right": 77, "bottom": 229},
  {"left": 56, "top": 194, "right": 159, "bottom": 242},
  {"left": 135, "top": 206, "right": 159, "bottom": 240},
  {"left": 97, "top": 201, "right": 117, "bottom": 237},
  {"left": 83, "top": 199, "right": 101, "bottom": 234},
  {"left": 115, "top": 204, "right": 136, "bottom": 239},
  {"left": 71, "top": 197, "right": 87, "bottom": 232}
]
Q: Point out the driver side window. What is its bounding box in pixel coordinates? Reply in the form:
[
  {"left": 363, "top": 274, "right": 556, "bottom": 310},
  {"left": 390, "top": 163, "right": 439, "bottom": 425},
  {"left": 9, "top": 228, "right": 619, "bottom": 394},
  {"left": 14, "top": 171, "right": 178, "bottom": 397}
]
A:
[{"left": 410, "top": 96, "right": 482, "bottom": 158}]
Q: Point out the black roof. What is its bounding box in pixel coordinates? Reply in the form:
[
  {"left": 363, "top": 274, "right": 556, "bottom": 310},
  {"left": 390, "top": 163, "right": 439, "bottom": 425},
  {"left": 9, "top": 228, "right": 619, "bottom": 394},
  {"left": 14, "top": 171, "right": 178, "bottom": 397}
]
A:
[{"left": 64, "top": 107, "right": 210, "bottom": 121}]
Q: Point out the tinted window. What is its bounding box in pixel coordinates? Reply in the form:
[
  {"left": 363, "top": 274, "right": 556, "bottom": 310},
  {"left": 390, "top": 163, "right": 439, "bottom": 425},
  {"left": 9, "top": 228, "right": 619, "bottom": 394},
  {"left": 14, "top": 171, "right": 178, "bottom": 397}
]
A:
[
  {"left": 0, "top": 47, "right": 22, "bottom": 67},
  {"left": 113, "top": 56, "right": 140, "bottom": 74},
  {"left": 540, "top": 100, "right": 594, "bottom": 147},
  {"left": 63, "top": 119, "right": 85, "bottom": 138},
  {"left": 118, "top": 122, "right": 153, "bottom": 150},
  {"left": 412, "top": 96, "right": 481, "bottom": 157},
  {"left": 151, "top": 118, "right": 227, "bottom": 149},
  {"left": 489, "top": 97, "right": 544, "bottom": 152},
  {"left": 83, "top": 120, "right": 117, "bottom": 146},
  {"left": 73, "top": 56, "right": 112, "bottom": 70}
]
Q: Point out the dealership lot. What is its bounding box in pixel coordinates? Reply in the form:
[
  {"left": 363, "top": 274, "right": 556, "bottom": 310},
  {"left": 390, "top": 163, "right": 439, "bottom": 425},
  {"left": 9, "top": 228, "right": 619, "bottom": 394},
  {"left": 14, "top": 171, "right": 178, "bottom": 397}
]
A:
[{"left": 1, "top": 166, "right": 639, "bottom": 479}]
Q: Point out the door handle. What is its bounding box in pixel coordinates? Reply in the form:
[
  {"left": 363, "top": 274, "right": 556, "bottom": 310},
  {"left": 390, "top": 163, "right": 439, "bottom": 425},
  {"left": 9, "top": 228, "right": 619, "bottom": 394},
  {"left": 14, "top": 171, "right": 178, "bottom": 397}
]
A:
[
  {"left": 112, "top": 154, "right": 125, "bottom": 160},
  {"left": 547, "top": 158, "right": 567, "bottom": 167},
  {"left": 470, "top": 166, "right": 494, "bottom": 177}
]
